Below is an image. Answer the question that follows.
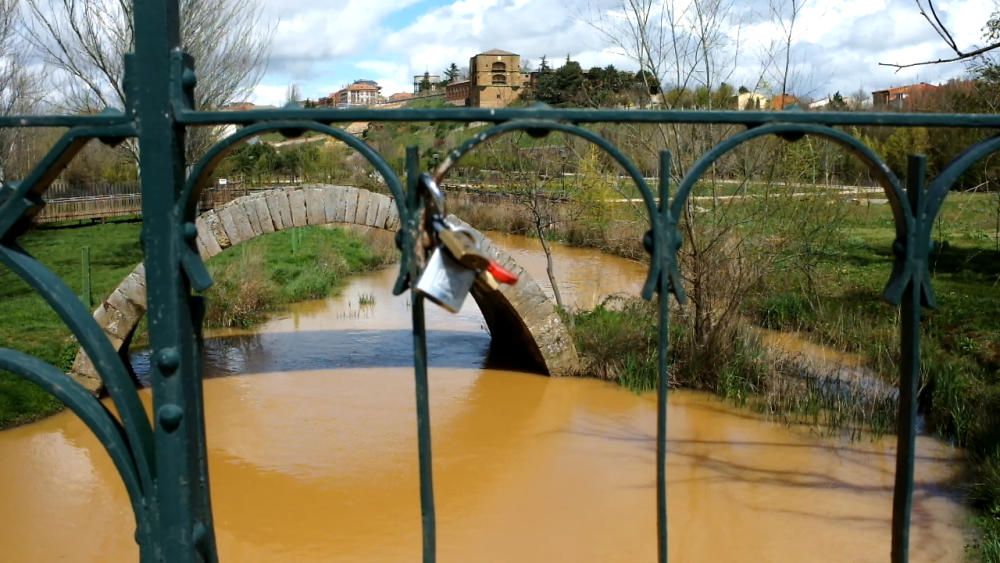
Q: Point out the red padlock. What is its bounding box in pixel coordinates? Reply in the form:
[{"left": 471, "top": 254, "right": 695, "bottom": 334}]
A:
[{"left": 486, "top": 261, "right": 518, "bottom": 285}]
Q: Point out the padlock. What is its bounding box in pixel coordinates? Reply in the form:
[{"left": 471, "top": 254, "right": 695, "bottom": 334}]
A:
[
  {"left": 415, "top": 246, "right": 477, "bottom": 313},
  {"left": 437, "top": 224, "right": 490, "bottom": 270}
]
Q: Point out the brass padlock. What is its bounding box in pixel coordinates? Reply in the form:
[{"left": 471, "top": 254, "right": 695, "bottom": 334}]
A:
[
  {"left": 415, "top": 246, "right": 477, "bottom": 313},
  {"left": 437, "top": 224, "right": 490, "bottom": 270}
]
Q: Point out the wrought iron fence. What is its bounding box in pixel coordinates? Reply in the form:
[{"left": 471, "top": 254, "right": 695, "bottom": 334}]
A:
[{"left": 0, "top": 1, "right": 998, "bottom": 561}]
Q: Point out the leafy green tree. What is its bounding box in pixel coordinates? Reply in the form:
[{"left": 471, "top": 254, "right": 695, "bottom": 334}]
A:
[
  {"left": 634, "top": 69, "right": 661, "bottom": 94},
  {"left": 444, "top": 63, "right": 461, "bottom": 83},
  {"left": 539, "top": 55, "right": 551, "bottom": 72},
  {"left": 712, "top": 82, "right": 736, "bottom": 108},
  {"left": 419, "top": 71, "right": 432, "bottom": 92},
  {"left": 829, "top": 91, "right": 847, "bottom": 110}
]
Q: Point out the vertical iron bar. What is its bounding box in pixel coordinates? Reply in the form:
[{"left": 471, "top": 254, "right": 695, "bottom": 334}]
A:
[
  {"left": 80, "top": 246, "right": 91, "bottom": 309},
  {"left": 656, "top": 151, "right": 671, "bottom": 563},
  {"left": 891, "top": 155, "right": 926, "bottom": 563},
  {"left": 407, "top": 146, "right": 437, "bottom": 562},
  {"left": 133, "top": 0, "right": 216, "bottom": 559}
]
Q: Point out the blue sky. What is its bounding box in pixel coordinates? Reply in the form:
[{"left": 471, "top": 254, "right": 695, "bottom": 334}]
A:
[{"left": 250, "top": 0, "right": 996, "bottom": 106}]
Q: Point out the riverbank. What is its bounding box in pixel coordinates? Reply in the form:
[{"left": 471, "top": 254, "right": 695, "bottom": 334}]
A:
[
  {"left": 0, "top": 220, "right": 396, "bottom": 428},
  {"left": 199, "top": 225, "right": 396, "bottom": 329},
  {"left": 454, "top": 189, "right": 999, "bottom": 559}
]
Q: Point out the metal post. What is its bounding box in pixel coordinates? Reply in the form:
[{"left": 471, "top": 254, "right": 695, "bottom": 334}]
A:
[
  {"left": 407, "top": 146, "right": 437, "bottom": 562},
  {"left": 891, "top": 155, "right": 927, "bottom": 563},
  {"left": 133, "top": 0, "right": 217, "bottom": 559},
  {"left": 656, "top": 151, "right": 671, "bottom": 563},
  {"left": 80, "top": 246, "right": 91, "bottom": 310}
]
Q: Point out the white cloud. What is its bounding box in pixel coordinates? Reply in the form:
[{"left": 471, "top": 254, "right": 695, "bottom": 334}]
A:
[
  {"left": 355, "top": 60, "right": 413, "bottom": 96},
  {"left": 261, "top": 0, "right": 423, "bottom": 68},
  {"left": 249, "top": 0, "right": 996, "bottom": 104},
  {"left": 250, "top": 83, "right": 289, "bottom": 107}
]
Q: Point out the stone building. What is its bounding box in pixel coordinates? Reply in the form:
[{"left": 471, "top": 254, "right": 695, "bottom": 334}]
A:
[
  {"left": 325, "top": 79, "right": 382, "bottom": 108},
  {"left": 871, "top": 82, "right": 939, "bottom": 109},
  {"left": 469, "top": 49, "right": 523, "bottom": 108},
  {"left": 734, "top": 91, "right": 768, "bottom": 110},
  {"left": 445, "top": 80, "right": 471, "bottom": 106}
]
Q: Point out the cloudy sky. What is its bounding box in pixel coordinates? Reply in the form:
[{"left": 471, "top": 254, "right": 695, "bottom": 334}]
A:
[{"left": 250, "top": 0, "right": 996, "bottom": 106}]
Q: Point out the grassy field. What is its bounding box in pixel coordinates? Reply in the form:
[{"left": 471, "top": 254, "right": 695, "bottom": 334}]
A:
[
  {"left": 0, "top": 218, "right": 145, "bottom": 427},
  {"left": 748, "top": 191, "right": 1000, "bottom": 559},
  {"left": 0, "top": 220, "right": 396, "bottom": 428}
]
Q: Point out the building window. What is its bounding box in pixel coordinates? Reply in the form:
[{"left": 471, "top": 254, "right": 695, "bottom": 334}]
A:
[
  {"left": 491, "top": 62, "right": 506, "bottom": 72},
  {"left": 492, "top": 74, "right": 507, "bottom": 85}
]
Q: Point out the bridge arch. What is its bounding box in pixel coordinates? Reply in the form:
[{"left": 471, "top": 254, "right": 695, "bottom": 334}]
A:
[{"left": 70, "top": 185, "right": 579, "bottom": 391}]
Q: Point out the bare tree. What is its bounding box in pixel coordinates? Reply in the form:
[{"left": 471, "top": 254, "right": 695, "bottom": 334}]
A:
[
  {"left": 22, "top": 0, "right": 273, "bottom": 163},
  {"left": 880, "top": 0, "right": 1000, "bottom": 69},
  {"left": 587, "top": 0, "right": 742, "bottom": 106},
  {"left": 769, "top": 0, "right": 807, "bottom": 99},
  {"left": 284, "top": 83, "right": 302, "bottom": 106},
  {"left": 0, "top": 0, "right": 43, "bottom": 182},
  {"left": 468, "top": 134, "right": 619, "bottom": 317},
  {"left": 585, "top": 0, "right": 847, "bottom": 381}
]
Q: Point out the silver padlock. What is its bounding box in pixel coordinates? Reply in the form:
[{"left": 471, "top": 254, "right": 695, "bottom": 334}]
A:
[{"left": 415, "top": 246, "right": 477, "bottom": 313}]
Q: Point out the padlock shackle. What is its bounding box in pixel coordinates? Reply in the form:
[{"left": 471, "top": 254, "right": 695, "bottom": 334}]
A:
[{"left": 418, "top": 173, "right": 446, "bottom": 217}]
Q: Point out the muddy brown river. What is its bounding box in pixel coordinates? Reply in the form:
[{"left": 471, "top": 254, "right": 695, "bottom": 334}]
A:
[{"left": 0, "top": 232, "right": 969, "bottom": 561}]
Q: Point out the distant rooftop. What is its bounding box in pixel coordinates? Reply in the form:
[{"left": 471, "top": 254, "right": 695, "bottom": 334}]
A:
[
  {"left": 872, "top": 82, "right": 939, "bottom": 95},
  {"left": 479, "top": 49, "right": 516, "bottom": 56}
]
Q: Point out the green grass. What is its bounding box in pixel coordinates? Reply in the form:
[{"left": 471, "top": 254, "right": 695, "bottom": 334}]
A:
[
  {"left": 0, "top": 218, "right": 145, "bottom": 428},
  {"left": 739, "top": 192, "right": 999, "bottom": 558},
  {"left": 571, "top": 297, "right": 658, "bottom": 389},
  {"left": 203, "top": 226, "right": 395, "bottom": 328},
  {"left": 0, "top": 221, "right": 396, "bottom": 428}
]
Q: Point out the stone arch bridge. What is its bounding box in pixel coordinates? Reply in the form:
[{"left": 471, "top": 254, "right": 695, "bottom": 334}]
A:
[{"left": 70, "top": 185, "right": 579, "bottom": 391}]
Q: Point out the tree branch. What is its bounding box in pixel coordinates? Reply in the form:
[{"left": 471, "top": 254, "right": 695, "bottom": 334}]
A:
[
  {"left": 879, "top": 41, "right": 1000, "bottom": 70},
  {"left": 879, "top": 0, "right": 999, "bottom": 69}
]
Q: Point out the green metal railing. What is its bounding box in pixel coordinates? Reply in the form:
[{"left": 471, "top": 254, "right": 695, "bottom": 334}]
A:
[{"left": 0, "top": 1, "right": 997, "bottom": 561}]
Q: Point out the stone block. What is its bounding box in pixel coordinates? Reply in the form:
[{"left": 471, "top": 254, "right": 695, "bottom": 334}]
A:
[
  {"left": 240, "top": 198, "right": 263, "bottom": 236},
  {"left": 202, "top": 211, "right": 231, "bottom": 249},
  {"left": 217, "top": 205, "right": 245, "bottom": 245},
  {"left": 288, "top": 189, "right": 308, "bottom": 227},
  {"left": 385, "top": 199, "right": 400, "bottom": 230},
  {"left": 232, "top": 205, "right": 255, "bottom": 242},
  {"left": 252, "top": 196, "right": 275, "bottom": 233},
  {"left": 365, "top": 192, "right": 381, "bottom": 226},
  {"left": 343, "top": 187, "right": 359, "bottom": 223},
  {"left": 118, "top": 266, "right": 148, "bottom": 311},
  {"left": 306, "top": 188, "right": 327, "bottom": 225},
  {"left": 266, "top": 191, "right": 292, "bottom": 230},
  {"left": 354, "top": 189, "right": 370, "bottom": 225},
  {"left": 101, "top": 288, "right": 144, "bottom": 341},
  {"left": 373, "top": 194, "right": 390, "bottom": 228},
  {"left": 69, "top": 353, "right": 103, "bottom": 393},
  {"left": 323, "top": 186, "right": 345, "bottom": 223},
  {"left": 195, "top": 216, "right": 222, "bottom": 258}
]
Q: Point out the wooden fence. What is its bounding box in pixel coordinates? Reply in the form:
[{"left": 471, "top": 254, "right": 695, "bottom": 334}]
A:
[
  {"left": 30, "top": 181, "right": 571, "bottom": 224},
  {"left": 35, "top": 182, "right": 142, "bottom": 223}
]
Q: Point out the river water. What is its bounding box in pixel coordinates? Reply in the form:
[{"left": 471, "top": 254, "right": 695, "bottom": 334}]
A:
[{"left": 0, "top": 232, "right": 969, "bottom": 561}]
